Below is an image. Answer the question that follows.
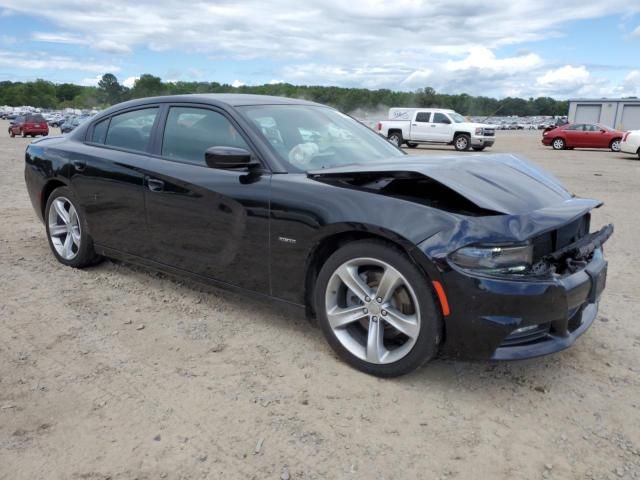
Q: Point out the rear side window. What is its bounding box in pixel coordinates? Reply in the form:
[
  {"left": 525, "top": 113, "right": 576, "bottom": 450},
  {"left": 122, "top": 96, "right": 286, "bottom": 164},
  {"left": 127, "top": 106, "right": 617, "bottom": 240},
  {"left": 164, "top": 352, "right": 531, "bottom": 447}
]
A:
[
  {"left": 104, "top": 108, "right": 158, "bottom": 152},
  {"left": 415, "top": 112, "right": 431, "bottom": 122},
  {"left": 91, "top": 119, "right": 109, "bottom": 144},
  {"left": 161, "top": 107, "right": 249, "bottom": 165}
]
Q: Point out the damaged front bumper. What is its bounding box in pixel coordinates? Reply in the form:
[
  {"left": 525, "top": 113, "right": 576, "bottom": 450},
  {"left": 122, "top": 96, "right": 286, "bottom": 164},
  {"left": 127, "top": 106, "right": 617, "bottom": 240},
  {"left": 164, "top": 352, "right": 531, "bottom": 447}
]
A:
[{"left": 419, "top": 224, "right": 612, "bottom": 361}]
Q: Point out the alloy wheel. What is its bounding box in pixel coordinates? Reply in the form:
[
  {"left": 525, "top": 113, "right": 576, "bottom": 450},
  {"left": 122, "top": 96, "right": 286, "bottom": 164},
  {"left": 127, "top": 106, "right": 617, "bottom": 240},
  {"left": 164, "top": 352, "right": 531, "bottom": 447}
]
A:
[
  {"left": 611, "top": 139, "right": 621, "bottom": 152},
  {"left": 455, "top": 136, "right": 468, "bottom": 150},
  {"left": 324, "top": 257, "right": 421, "bottom": 364},
  {"left": 48, "top": 197, "right": 81, "bottom": 260}
]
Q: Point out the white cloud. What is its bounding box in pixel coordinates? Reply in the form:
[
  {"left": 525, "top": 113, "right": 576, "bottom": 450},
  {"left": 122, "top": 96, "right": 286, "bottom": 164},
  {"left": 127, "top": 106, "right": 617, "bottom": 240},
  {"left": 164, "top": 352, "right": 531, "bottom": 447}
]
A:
[
  {"left": 1, "top": 1, "right": 639, "bottom": 97},
  {"left": 122, "top": 76, "right": 139, "bottom": 88},
  {"left": 0, "top": 50, "right": 119, "bottom": 73},
  {"left": 231, "top": 80, "right": 245, "bottom": 88},
  {"left": 537, "top": 65, "right": 590, "bottom": 88},
  {"left": 79, "top": 74, "right": 102, "bottom": 86},
  {"left": 632, "top": 25, "right": 640, "bottom": 37}
]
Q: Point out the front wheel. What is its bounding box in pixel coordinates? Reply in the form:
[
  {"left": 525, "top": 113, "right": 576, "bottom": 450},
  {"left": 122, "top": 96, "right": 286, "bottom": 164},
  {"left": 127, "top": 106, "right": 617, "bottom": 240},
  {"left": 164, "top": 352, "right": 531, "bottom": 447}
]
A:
[
  {"left": 453, "top": 134, "right": 470, "bottom": 151},
  {"left": 387, "top": 131, "right": 403, "bottom": 147},
  {"left": 552, "top": 138, "right": 565, "bottom": 150},
  {"left": 45, "top": 187, "right": 101, "bottom": 268},
  {"left": 610, "top": 138, "right": 621, "bottom": 152},
  {"left": 406, "top": 142, "right": 418, "bottom": 148},
  {"left": 9, "top": 129, "right": 15, "bottom": 138},
  {"left": 314, "top": 240, "right": 441, "bottom": 377},
  {"left": 472, "top": 146, "right": 486, "bottom": 152}
]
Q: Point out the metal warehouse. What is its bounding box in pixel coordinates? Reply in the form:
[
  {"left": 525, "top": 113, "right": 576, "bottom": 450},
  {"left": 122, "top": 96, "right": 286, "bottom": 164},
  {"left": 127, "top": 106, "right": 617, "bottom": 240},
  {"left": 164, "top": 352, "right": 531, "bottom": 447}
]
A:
[{"left": 568, "top": 98, "right": 640, "bottom": 130}]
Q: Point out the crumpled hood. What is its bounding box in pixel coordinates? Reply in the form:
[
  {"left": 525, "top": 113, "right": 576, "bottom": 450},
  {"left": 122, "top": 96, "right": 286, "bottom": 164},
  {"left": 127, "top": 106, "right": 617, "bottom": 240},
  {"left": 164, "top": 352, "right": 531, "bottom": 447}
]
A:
[{"left": 308, "top": 154, "right": 575, "bottom": 215}]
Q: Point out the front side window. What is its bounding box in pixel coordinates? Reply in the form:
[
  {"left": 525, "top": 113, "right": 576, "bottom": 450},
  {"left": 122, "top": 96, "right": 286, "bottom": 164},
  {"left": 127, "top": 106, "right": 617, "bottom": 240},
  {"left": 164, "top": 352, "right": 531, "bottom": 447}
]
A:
[
  {"left": 449, "top": 112, "right": 467, "bottom": 123},
  {"left": 433, "top": 112, "right": 451, "bottom": 124},
  {"left": 238, "top": 105, "right": 404, "bottom": 172},
  {"left": 415, "top": 112, "right": 431, "bottom": 122},
  {"left": 161, "top": 107, "right": 249, "bottom": 165},
  {"left": 565, "top": 124, "right": 584, "bottom": 131},
  {"left": 104, "top": 108, "right": 158, "bottom": 152}
]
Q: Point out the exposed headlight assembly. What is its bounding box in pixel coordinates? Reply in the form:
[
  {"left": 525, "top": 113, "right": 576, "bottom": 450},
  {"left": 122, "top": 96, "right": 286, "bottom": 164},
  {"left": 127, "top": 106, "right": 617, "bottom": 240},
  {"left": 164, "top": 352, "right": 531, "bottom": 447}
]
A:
[
  {"left": 450, "top": 244, "right": 533, "bottom": 274},
  {"left": 474, "top": 127, "right": 483, "bottom": 135}
]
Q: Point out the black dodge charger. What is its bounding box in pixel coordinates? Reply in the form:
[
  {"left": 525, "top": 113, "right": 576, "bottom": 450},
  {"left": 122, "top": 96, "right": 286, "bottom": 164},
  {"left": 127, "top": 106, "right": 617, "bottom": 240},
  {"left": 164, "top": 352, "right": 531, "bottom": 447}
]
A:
[{"left": 24, "top": 94, "right": 613, "bottom": 377}]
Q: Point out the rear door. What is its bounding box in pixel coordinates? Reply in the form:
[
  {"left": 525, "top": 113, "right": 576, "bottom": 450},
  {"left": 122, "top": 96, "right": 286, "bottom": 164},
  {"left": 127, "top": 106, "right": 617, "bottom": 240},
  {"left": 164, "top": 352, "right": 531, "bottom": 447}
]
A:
[
  {"left": 409, "top": 111, "right": 432, "bottom": 141},
  {"left": 72, "top": 106, "right": 160, "bottom": 255},
  {"left": 142, "top": 104, "right": 271, "bottom": 294},
  {"left": 563, "top": 124, "right": 585, "bottom": 147}
]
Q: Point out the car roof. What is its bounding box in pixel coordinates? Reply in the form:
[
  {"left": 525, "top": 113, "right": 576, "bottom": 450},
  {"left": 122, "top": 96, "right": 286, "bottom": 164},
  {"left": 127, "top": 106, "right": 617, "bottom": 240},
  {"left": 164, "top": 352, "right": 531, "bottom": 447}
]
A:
[{"left": 99, "top": 94, "right": 324, "bottom": 117}]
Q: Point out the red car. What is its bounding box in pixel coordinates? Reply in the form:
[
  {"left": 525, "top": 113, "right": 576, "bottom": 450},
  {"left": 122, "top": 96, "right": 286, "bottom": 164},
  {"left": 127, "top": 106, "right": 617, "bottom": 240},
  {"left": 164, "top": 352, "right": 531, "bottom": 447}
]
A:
[
  {"left": 542, "top": 123, "right": 624, "bottom": 151},
  {"left": 8, "top": 113, "right": 49, "bottom": 138}
]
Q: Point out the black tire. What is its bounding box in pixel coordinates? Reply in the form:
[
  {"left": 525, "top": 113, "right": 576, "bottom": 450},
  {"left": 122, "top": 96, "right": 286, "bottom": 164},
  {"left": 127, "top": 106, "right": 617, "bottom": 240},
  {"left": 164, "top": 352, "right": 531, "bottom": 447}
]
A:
[
  {"left": 387, "top": 131, "right": 403, "bottom": 147},
  {"left": 9, "top": 129, "right": 15, "bottom": 138},
  {"left": 472, "top": 146, "right": 486, "bottom": 152},
  {"left": 314, "top": 240, "right": 441, "bottom": 377},
  {"left": 44, "top": 186, "right": 101, "bottom": 268},
  {"left": 453, "top": 133, "right": 470, "bottom": 151},
  {"left": 610, "top": 138, "right": 621, "bottom": 152},
  {"left": 552, "top": 138, "right": 565, "bottom": 150},
  {"left": 406, "top": 142, "right": 418, "bottom": 148},
  {"left": 21, "top": 129, "right": 27, "bottom": 138}
]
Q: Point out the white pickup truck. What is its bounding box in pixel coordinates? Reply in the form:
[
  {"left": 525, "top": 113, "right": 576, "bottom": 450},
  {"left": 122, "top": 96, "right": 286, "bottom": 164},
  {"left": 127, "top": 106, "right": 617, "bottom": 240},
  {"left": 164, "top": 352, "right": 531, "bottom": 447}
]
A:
[{"left": 376, "top": 108, "right": 496, "bottom": 151}]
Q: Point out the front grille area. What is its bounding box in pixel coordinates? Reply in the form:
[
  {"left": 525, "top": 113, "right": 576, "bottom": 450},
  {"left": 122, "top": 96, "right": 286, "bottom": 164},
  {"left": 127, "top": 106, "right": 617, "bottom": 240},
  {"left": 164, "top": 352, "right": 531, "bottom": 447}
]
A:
[
  {"left": 500, "top": 323, "right": 551, "bottom": 347},
  {"left": 531, "top": 213, "right": 591, "bottom": 262},
  {"left": 483, "top": 129, "right": 495, "bottom": 136}
]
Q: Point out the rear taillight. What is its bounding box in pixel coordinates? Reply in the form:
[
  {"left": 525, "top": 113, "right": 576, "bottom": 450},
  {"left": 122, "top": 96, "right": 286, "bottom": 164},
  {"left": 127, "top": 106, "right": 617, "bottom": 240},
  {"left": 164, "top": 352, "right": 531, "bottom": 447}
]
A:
[{"left": 376, "top": 121, "right": 381, "bottom": 131}]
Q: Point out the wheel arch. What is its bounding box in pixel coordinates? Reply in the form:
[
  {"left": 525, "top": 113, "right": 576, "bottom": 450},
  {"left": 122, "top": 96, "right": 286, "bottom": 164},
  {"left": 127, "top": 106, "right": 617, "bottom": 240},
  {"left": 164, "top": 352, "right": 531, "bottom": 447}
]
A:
[
  {"left": 303, "top": 227, "right": 436, "bottom": 321},
  {"left": 40, "top": 178, "right": 70, "bottom": 218}
]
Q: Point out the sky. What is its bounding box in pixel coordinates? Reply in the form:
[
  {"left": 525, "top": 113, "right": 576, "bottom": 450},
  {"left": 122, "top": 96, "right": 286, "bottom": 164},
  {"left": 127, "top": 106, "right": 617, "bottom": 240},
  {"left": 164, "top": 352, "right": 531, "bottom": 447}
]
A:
[{"left": 0, "top": 0, "right": 640, "bottom": 99}]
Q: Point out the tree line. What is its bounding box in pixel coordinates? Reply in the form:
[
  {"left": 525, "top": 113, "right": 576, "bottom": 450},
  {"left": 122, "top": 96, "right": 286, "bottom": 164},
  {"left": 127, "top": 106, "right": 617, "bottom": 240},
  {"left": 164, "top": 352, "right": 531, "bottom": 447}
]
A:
[{"left": 0, "top": 73, "right": 570, "bottom": 117}]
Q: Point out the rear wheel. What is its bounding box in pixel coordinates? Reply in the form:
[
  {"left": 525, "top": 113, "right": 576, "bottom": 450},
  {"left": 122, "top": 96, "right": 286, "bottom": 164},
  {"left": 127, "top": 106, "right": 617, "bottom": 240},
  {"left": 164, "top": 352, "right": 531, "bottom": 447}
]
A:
[
  {"left": 45, "top": 187, "right": 101, "bottom": 268},
  {"left": 314, "top": 240, "right": 441, "bottom": 377},
  {"left": 453, "top": 133, "right": 470, "bottom": 151},
  {"left": 387, "top": 131, "right": 403, "bottom": 147},
  {"left": 552, "top": 138, "right": 565, "bottom": 150},
  {"left": 610, "top": 138, "right": 621, "bottom": 152}
]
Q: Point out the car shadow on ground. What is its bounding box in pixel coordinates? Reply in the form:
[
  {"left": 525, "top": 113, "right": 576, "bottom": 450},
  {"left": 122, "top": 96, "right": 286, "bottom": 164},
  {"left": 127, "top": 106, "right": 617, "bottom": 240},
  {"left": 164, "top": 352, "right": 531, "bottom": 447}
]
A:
[{"left": 87, "top": 257, "right": 576, "bottom": 393}]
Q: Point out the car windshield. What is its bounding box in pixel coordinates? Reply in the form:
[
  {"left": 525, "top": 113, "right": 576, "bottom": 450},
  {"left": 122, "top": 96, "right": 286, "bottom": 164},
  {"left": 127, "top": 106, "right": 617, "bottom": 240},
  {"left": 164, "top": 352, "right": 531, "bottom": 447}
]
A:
[
  {"left": 238, "top": 105, "right": 404, "bottom": 172},
  {"left": 449, "top": 112, "right": 467, "bottom": 123}
]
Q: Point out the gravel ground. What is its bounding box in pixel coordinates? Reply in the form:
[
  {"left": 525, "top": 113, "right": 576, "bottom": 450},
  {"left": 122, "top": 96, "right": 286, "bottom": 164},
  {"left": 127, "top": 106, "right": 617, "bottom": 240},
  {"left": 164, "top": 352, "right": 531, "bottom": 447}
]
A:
[{"left": 0, "top": 123, "right": 639, "bottom": 480}]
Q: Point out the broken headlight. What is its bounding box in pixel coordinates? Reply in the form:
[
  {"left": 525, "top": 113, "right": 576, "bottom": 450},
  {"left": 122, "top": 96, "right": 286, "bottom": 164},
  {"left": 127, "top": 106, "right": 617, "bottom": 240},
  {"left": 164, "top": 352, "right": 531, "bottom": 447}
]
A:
[{"left": 450, "top": 244, "right": 533, "bottom": 274}]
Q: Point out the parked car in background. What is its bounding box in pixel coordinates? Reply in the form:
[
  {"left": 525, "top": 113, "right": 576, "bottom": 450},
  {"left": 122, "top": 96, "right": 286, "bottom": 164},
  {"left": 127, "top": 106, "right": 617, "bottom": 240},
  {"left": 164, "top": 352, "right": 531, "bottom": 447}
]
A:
[
  {"left": 24, "top": 94, "right": 612, "bottom": 377},
  {"left": 60, "top": 115, "right": 92, "bottom": 134},
  {"left": 620, "top": 130, "right": 640, "bottom": 159},
  {"left": 377, "top": 108, "right": 495, "bottom": 151},
  {"left": 542, "top": 123, "right": 625, "bottom": 151},
  {"left": 8, "top": 113, "right": 49, "bottom": 138}
]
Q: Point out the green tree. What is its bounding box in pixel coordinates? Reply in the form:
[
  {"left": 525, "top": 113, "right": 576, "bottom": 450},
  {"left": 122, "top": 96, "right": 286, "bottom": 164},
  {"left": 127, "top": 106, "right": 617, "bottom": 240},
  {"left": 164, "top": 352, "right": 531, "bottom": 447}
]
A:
[{"left": 97, "top": 73, "right": 124, "bottom": 105}]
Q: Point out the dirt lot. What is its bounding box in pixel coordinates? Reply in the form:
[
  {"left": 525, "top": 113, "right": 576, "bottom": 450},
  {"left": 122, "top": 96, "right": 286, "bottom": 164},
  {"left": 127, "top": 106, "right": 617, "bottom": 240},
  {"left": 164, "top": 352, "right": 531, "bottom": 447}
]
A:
[{"left": 1, "top": 123, "right": 639, "bottom": 480}]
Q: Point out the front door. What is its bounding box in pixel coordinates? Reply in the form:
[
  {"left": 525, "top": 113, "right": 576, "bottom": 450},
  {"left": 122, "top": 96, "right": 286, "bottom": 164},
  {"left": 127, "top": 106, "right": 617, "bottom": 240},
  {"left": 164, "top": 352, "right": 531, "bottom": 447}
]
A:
[
  {"left": 143, "top": 105, "right": 271, "bottom": 294},
  {"left": 428, "top": 112, "right": 454, "bottom": 142}
]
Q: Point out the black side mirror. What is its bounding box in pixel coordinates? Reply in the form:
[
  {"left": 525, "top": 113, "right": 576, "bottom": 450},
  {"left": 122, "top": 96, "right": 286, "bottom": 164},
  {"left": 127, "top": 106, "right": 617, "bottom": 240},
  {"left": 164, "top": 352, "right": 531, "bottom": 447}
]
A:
[{"left": 204, "top": 146, "right": 259, "bottom": 170}]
